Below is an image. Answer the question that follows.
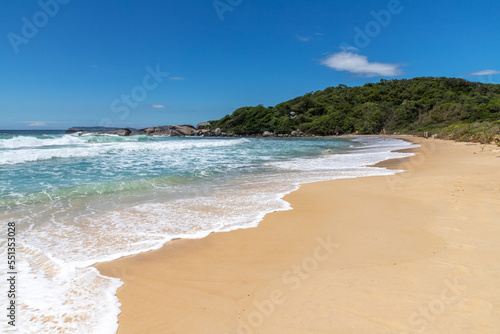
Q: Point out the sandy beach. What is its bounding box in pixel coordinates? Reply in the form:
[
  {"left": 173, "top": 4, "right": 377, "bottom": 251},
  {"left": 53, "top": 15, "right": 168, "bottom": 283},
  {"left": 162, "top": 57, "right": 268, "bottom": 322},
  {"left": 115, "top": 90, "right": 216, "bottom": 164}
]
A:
[{"left": 95, "top": 136, "right": 500, "bottom": 333}]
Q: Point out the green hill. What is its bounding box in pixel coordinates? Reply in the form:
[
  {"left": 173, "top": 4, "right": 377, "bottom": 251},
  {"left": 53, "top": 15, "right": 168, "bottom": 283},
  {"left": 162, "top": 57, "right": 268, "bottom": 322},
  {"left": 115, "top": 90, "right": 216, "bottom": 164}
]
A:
[{"left": 209, "top": 77, "right": 500, "bottom": 143}]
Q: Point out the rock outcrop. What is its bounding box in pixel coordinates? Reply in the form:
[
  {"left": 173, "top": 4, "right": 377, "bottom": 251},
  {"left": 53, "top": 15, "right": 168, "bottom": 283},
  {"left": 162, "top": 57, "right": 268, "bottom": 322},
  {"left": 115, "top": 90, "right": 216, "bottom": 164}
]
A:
[
  {"left": 115, "top": 128, "right": 131, "bottom": 136},
  {"left": 143, "top": 125, "right": 197, "bottom": 137},
  {"left": 196, "top": 122, "right": 211, "bottom": 129},
  {"left": 65, "top": 125, "right": 322, "bottom": 138},
  {"left": 65, "top": 125, "right": 236, "bottom": 137},
  {"left": 65, "top": 126, "right": 129, "bottom": 134}
]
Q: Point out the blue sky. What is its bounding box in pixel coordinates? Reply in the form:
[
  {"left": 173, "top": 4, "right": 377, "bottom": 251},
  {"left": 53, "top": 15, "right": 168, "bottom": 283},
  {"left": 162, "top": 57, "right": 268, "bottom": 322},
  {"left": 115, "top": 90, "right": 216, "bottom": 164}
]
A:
[{"left": 1, "top": 0, "right": 499, "bottom": 130}]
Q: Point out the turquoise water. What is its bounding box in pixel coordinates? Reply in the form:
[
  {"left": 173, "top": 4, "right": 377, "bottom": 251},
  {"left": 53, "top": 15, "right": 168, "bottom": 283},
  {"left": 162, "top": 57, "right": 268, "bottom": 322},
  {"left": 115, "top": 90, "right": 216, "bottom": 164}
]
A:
[
  {"left": 0, "top": 133, "right": 355, "bottom": 201},
  {"left": 0, "top": 131, "right": 416, "bottom": 333}
]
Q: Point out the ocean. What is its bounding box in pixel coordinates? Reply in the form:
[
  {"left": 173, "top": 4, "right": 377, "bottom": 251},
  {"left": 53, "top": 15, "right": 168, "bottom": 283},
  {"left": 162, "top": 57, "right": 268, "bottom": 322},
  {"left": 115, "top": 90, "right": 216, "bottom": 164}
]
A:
[{"left": 0, "top": 130, "right": 416, "bottom": 333}]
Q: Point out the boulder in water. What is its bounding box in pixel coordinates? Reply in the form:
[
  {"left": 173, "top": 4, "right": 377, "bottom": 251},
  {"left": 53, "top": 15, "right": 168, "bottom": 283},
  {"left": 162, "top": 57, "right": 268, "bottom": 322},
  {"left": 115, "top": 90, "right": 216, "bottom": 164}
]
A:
[{"left": 115, "top": 128, "right": 131, "bottom": 136}]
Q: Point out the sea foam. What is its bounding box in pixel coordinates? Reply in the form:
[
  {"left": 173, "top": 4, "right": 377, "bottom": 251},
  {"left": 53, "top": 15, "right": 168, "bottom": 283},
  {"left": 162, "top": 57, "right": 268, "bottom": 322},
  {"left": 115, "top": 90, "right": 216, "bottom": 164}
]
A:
[{"left": 0, "top": 135, "right": 417, "bottom": 333}]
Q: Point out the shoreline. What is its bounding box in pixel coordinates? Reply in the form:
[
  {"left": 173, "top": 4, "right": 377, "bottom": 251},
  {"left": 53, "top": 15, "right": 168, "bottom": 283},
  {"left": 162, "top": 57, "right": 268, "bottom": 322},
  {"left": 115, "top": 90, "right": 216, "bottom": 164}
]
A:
[{"left": 95, "top": 136, "right": 500, "bottom": 333}]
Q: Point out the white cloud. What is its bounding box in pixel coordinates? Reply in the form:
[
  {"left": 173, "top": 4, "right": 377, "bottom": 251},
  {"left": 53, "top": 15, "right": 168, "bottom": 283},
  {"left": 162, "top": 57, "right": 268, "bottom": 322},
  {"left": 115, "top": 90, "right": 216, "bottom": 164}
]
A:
[
  {"left": 340, "top": 46, "right": 359, "bottom": 52},
  {"left": 27, "top": 122, "right": 47, "bottom": 127},
  {"left": 321, "top": 52, "right": 403, "bottom": 77},
  {"left": 296, "top": 35, "right": 311, "bottom": 42},
  {"left": 20, "top": 121, "right": 67, "bottom": 127},
  {"left": 469, "top": 70, "right": 500, "bottom": 76},
  {"left": 151, "top": 105, "right": 166, "bottom": 109},
  {"left": 169, "top": 77, "right": 185, "bottom": 80}
]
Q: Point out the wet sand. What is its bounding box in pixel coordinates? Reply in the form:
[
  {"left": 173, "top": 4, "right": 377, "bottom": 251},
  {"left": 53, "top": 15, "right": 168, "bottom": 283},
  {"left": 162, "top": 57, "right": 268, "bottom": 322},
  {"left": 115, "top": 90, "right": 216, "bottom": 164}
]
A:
[{"left": 95, "top": 136, "right": 500, "bottom": 333}]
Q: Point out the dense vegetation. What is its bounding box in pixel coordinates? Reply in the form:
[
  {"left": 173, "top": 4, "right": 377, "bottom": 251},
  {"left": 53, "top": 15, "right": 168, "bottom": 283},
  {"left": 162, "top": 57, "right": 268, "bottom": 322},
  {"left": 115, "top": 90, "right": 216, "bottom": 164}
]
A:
[{"left": 209, "top": 77, "right": 500, "bottom": 142}]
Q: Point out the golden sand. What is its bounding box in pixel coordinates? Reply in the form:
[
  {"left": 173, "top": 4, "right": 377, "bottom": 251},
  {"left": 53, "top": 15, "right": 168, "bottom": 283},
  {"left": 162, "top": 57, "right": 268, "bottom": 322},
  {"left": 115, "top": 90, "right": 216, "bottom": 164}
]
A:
[{"left": 95, "top": 137, "right": 500, "bottom": 333}]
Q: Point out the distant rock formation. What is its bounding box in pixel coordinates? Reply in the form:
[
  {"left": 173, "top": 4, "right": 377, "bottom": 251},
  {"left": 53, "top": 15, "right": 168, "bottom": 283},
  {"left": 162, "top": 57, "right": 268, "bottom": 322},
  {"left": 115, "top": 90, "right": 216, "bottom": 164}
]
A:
[
  {"left": 115, "top": 128, "right": 132, "bottom": 136},
  {"left": 65, "top": 125, "right": 236, "bottom": 137},
  {"left": 65, "top": 126, "right": 133, "bottom": 134},
  {"left": 138, "top": 125, "right": 197, "bottom": 137},
  {"left": 64, "top": 124, "right": 316, "bottom": 137}
]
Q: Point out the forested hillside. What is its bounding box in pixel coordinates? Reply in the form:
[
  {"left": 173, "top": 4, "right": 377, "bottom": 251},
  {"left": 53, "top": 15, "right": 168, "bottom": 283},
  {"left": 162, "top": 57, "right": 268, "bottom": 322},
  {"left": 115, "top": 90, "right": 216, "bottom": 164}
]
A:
[{"left": 209, "top": 77, "right": 500, "bottom": 140}]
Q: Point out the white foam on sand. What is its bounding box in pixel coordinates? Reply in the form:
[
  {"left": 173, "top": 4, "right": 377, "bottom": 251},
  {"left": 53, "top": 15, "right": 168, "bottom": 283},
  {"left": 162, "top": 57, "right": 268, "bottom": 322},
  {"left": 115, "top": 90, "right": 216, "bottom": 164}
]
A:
[{"left": 0, "top": 137, "right": 417, "bottom": 333}]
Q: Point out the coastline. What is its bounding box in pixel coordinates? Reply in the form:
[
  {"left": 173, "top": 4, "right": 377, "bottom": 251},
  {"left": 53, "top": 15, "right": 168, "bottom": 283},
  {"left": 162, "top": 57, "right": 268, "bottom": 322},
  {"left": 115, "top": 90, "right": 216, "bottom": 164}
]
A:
[{"left": 95, "top": 136, "right": 500, "bottom": 333}]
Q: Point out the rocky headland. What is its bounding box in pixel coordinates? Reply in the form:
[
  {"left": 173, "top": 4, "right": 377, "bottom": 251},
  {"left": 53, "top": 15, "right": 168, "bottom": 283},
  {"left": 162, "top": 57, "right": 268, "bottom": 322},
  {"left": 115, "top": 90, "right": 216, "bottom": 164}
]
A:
[
  {"left": 65, "top": 124, "right": 310, "bottom": 138},
  {"left": 65, "top": 124, "right": 236, "bottom": 137}
]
